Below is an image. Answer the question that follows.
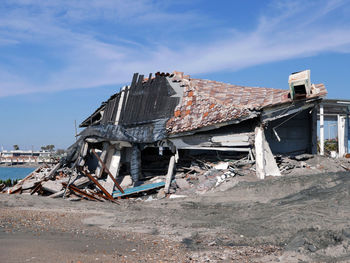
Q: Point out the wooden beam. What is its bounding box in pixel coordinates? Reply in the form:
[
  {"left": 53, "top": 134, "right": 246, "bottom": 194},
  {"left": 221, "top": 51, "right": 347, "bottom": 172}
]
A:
[
  {"left": 255, "top": 126, "right": 265, "bottom": 179},
  {"left": 254, "top": 126, "right": 281, "bottom": 179},
  {"left": 79, "top": 168, "right": 115, "bottom": 201},
  {"left": 91, "top": 149, "right": 124, "bottom": 194},
  {"left": 10, "top": 186, "right": 22, "bottom": 194},
  {"left": 62, "top": 182, "right": 102, "bottom": 202},
  {"left": 164, "top": 155, "right": 175, "bottom": 194},
  {"left": 94, "top": 191, "right": 120, "bottom": 204},
  {"left": 30, "top": 182, "right": 42, "bottom": 195}
]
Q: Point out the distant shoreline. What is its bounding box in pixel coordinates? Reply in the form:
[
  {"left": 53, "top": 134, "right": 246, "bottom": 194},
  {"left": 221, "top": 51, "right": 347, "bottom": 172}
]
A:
[{"left": 0, "top": 164, "right": 40, "bottom": 168}]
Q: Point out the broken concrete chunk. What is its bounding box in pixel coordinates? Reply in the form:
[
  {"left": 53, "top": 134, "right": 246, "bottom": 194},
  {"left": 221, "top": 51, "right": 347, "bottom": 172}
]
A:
[
  {"left": 157, "top": 189, "right": 166, "bottom": 199},
  {"left": 308, "top": 244, "right": 317, "bottom": 252},
  {"left": 97, "top": 180, "right": 110, "bottom": 192},
  {"left": 72, "top": 176, "right": 90, "bottom": 188},
  {"left": 44, "top": 163, "right": 61, "bottom": 180},
  {"left": 41, "top": 180, "right": 63, "bottom": 193},
  {"left": 176, "top": 178, "right": 191, "bottom": 189},
  {"left": 21, "top": 180, "right": 37, "bottom": 190},
  {"left": 294, "top": 154, "right": 314, "bottom": 161},
  {"left": 300, "top": 161, "right": 308, "bottom": 168},
  {"left": 120, "top": 175, "right": 133, "bottom": 188},
  {"left": 103, "top": 181, "right": 115, "bottom": 195},
  {"left": 175, "top": 173, "right": 186, "bottom": 179},
  {"left": 214, "top": 162, "right": 229, "bottom": 170}
]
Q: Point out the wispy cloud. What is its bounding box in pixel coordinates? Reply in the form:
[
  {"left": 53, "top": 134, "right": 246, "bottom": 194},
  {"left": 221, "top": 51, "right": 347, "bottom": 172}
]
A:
[{"left": 0, "top": 0, "right": 350, "bottom": 97}]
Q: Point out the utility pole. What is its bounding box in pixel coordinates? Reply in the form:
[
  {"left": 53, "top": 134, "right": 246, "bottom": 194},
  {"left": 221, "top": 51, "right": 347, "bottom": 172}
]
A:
[{"left": 74, "top": 120, "right": 78, "bottom": 142}]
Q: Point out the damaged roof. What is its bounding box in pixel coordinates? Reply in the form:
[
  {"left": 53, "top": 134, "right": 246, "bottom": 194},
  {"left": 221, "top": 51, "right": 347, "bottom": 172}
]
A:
[
  {"left": 80, "top": 71, "right": 327, "bottom": 135},
  {"left": 166, "top": 71, "right": 327, "bottom": 134}
]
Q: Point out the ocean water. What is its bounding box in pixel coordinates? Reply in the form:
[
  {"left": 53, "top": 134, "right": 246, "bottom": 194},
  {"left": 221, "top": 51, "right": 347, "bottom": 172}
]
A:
[{"left": 0, "top": 167, "right": 35, "bottom": 181}]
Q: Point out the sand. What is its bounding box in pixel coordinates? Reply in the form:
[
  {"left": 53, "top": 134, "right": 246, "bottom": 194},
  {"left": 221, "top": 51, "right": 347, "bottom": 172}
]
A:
[{"left": 1, "top": 170, "right": 350, "bottom": 262}]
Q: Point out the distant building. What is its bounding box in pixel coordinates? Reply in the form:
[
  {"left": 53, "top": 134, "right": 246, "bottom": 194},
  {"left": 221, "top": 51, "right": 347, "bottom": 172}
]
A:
[{"left": 0, "top": 150, "right": 54, "bottom": 165}]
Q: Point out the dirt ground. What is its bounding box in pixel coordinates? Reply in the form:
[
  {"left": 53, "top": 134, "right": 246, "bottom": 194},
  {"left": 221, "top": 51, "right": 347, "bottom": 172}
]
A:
[{"left": 1, "top": 169, "right": 350, "bottom": 262}]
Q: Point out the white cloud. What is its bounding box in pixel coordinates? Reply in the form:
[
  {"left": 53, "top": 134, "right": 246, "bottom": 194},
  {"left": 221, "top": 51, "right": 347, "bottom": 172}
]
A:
[{"left": 0, "top": 0, "right": 350, "bottom": 97}]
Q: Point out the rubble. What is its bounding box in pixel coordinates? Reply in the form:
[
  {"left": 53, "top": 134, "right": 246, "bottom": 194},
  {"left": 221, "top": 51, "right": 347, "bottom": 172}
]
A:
[
  {"left": 0, "top": 71, "right": 340, "bottom": 202},
  {"left": 0, "top": 163, "right": 121, "bottom": 202},
  {"left": 3, "top": 151, "right": 350, "bottom": 203}
]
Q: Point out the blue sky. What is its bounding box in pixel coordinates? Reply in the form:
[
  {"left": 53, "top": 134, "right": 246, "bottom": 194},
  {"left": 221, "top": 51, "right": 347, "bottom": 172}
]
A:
[{"left": 0, "top": 0, "right": 350, "bottom": 150}]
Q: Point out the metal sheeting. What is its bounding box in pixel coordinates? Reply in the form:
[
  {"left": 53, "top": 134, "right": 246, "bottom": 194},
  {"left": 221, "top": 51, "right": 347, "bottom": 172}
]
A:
[
  {"left": 101, "top": 93, "right": 121, "bottom": 125},
  {"left": 130, "top": 145, "right": 141, "bottom": 182},
  {"left": 119, "top": 73, "right": 180, "bottom": 126}
]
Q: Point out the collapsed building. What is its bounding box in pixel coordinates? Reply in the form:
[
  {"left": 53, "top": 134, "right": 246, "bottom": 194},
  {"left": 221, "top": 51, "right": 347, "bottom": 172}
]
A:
[{"left": 60, "top": 69, "right": 326, "bottom": 196}]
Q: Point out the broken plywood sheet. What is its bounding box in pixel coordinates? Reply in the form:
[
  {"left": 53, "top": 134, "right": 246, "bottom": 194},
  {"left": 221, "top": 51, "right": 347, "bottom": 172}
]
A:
[{"left": 113, "top": 182, "right": 165, "bottom": 198}]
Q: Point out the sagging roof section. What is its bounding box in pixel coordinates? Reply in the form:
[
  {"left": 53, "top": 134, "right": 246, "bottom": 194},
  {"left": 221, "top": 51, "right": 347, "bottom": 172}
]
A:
[
  {"left": 166, "top": 74, "right": 327, "bottom": 134},
  {"left": 80, "top": 72, "right": 182, "bottom": 128}
]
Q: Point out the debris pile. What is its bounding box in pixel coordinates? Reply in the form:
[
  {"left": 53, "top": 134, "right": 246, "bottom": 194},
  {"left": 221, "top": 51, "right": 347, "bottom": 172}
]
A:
[
  {"left": 1, "top": 162, "right": 121, "bottom": 203},
  {"left": 171, "top": 156, "right": 256, "bottom": 196},
  {"left": 277, "top": 154, "right": 350, "bottom": 176},
  {"left": 1, "top": 149, "right": 257, "bottom": 202},
  {"left": 3, "top": 149, "right": 350, "bottom": 203}
]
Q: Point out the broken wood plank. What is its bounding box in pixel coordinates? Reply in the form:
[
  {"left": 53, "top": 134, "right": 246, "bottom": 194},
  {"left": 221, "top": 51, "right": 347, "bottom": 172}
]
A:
[
  {"left": 62, "top": 182, "right": 102, "bottom": 202},
  {"left": 94, "top": 191, "right": 119, "bottom": 204},
  {"left": 87, "top": 188, "right": 119, "bottom": 203},
  {"left": 49, "top": 189, "right": 65, "bottom": 198},
  {"left": 45, "top": 163, "right": 61, "bottom": 180},
  {"left": 341, "top": 164, "right": 350, "bottom": 171},
  {"left": 79, "top": 168, "right": 115, "bottom": 201},
  {"left": 71, "top": 176, "right": 90, "bottom": 188},
  {"left": 10, "top": 186, "right": 22, "bottom": 194},
  {"left": 30, "top": 182, "right": 42, "bottom": 195},
  {"left": 91, "top": 149, "right": 124, "bottom": 194}
]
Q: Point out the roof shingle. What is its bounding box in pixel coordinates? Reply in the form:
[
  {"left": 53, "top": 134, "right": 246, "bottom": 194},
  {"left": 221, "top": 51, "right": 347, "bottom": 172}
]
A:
[{"left": 166, "top": 73, "right": 326, "bottom": 134}]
